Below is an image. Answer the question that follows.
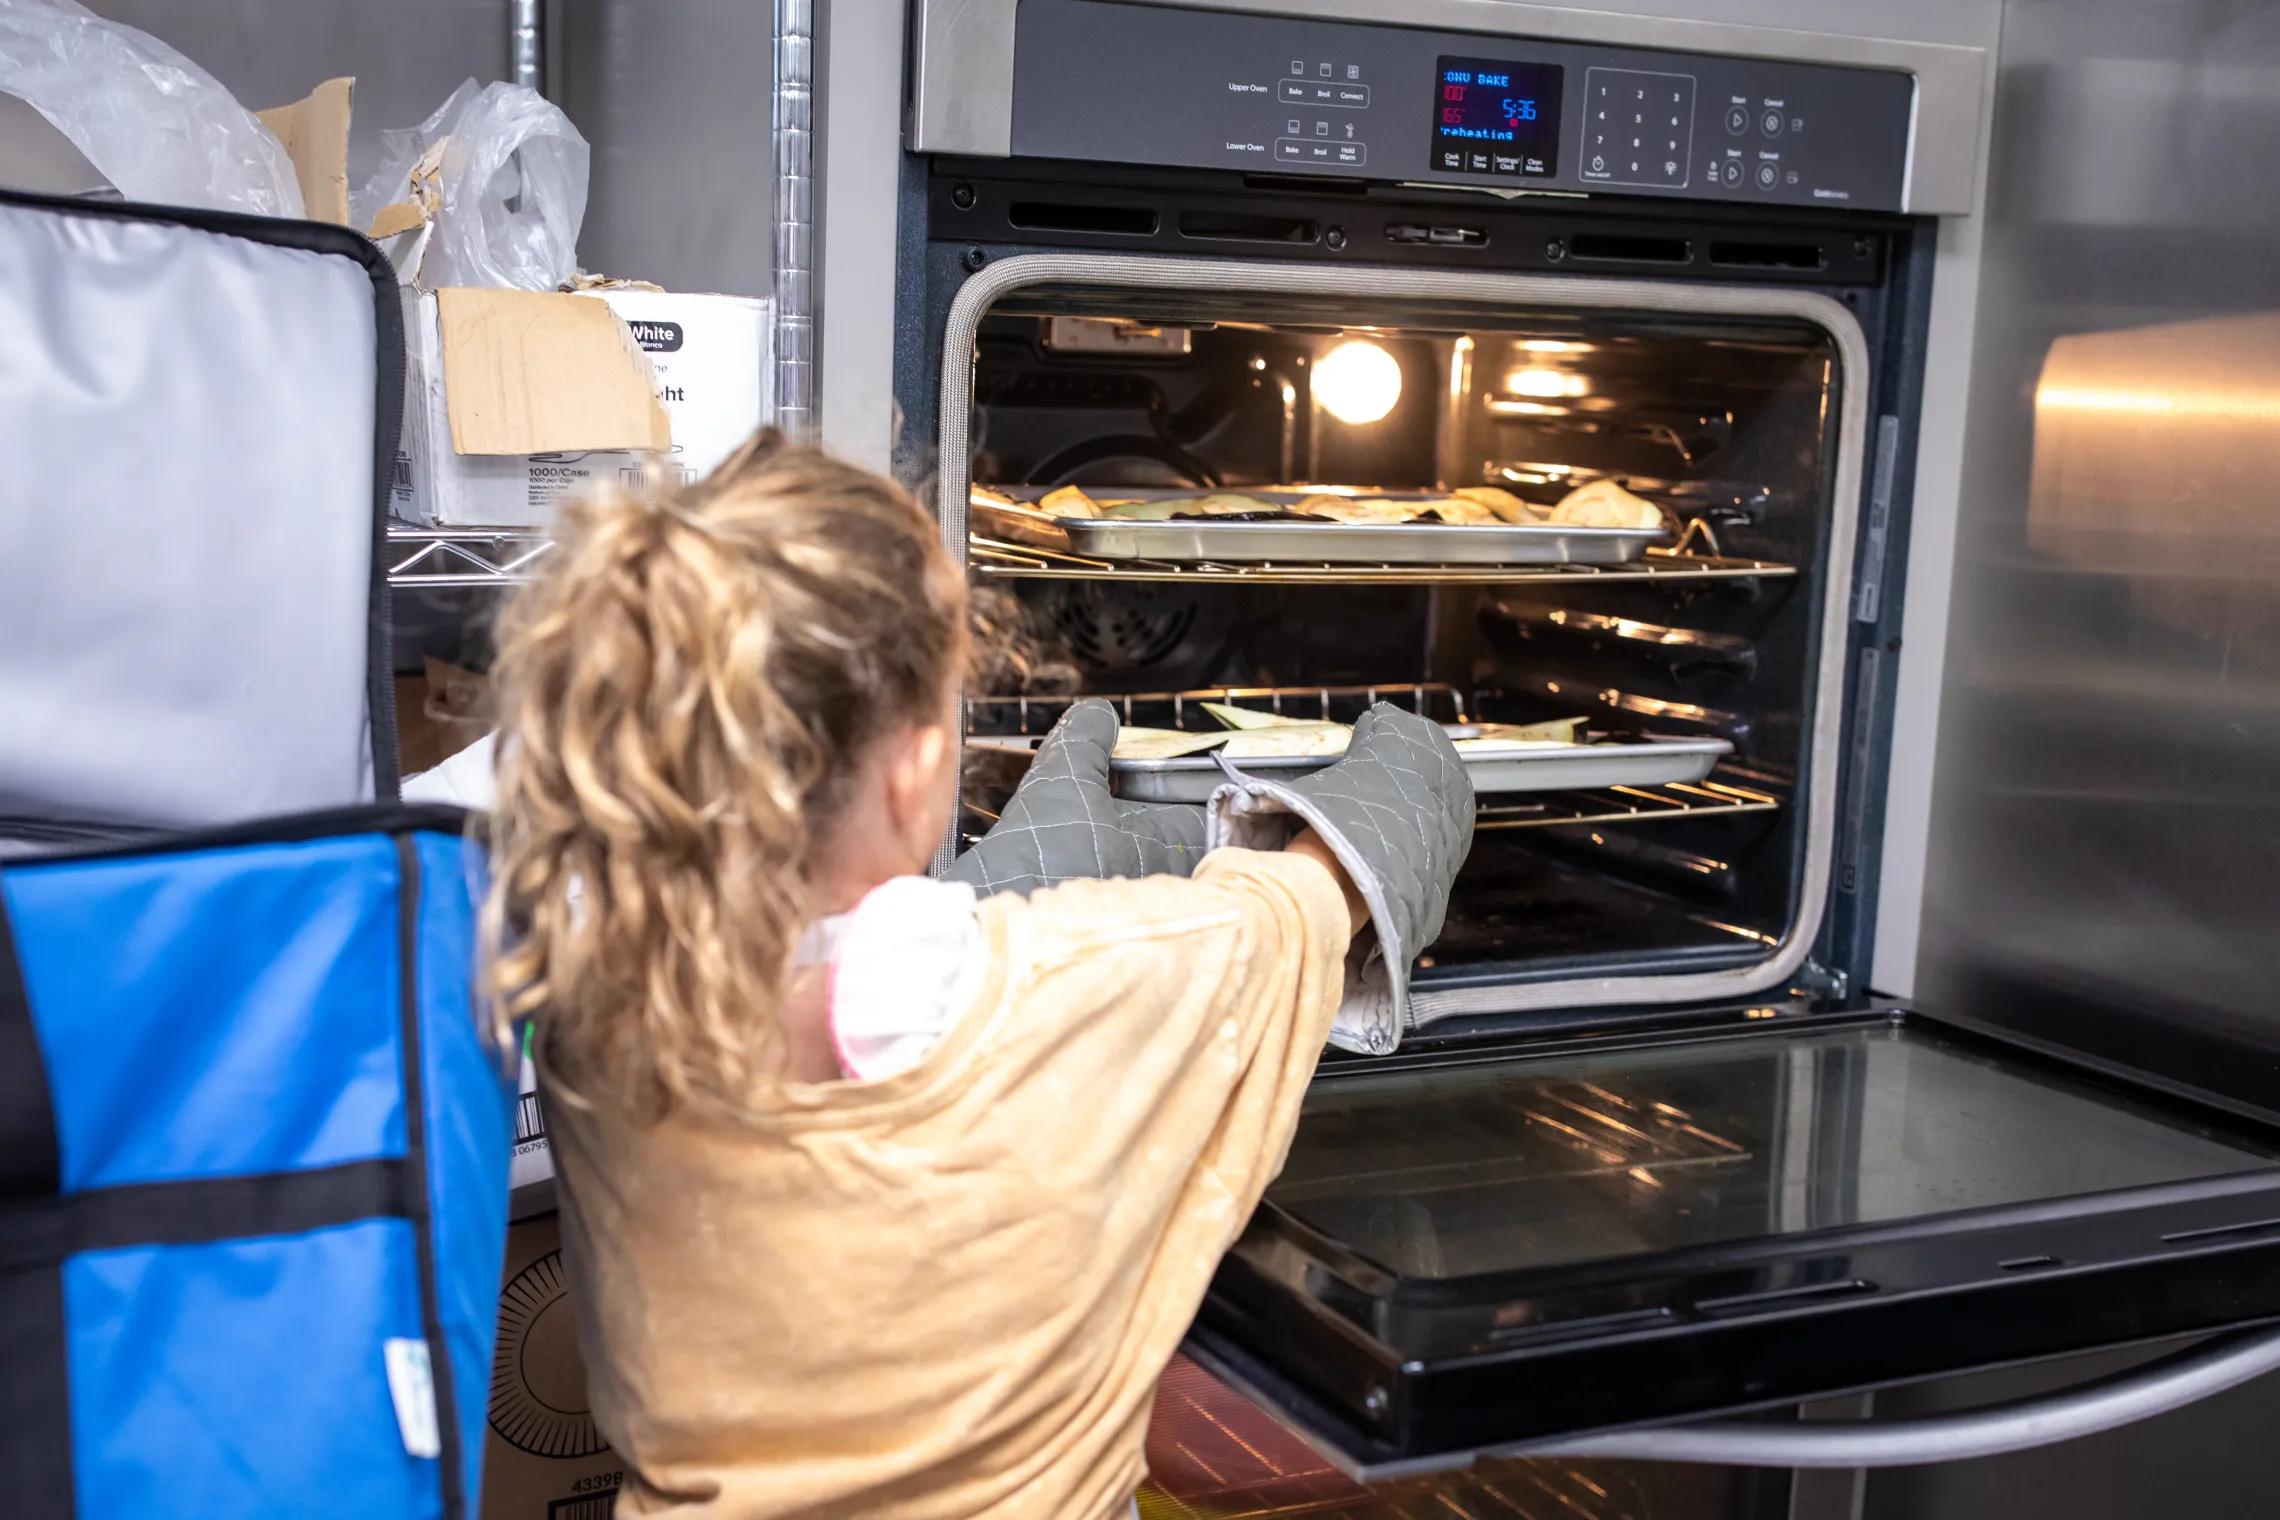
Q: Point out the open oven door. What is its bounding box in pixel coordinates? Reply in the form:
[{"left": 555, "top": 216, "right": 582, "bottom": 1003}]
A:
[{"left": 1188, "top": 1003, "right": 2280, "bottom": 1477}]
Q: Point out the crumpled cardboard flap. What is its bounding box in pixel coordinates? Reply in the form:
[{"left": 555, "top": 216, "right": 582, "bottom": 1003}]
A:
[
  {"left": 256, "top": 78, "right": 354, "bottom": 226},
  {"left": 438, "top": 287, "right": 673, "bottom": 457}
]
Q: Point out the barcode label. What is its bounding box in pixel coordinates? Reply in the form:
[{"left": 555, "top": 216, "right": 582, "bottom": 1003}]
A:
[
  {"left": 515, "top": 1091, "right": 546, "bottom": 1145},
  {"left": 547, "top": 1495, "right": 618, "bottom": 1520}
]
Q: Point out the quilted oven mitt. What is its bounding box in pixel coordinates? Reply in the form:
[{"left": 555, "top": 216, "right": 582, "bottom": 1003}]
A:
[
  {"left": 1205, "top": 703, "right": 1476, "bottom": 1055},
  {"left": 947, "top": 699, "right": 1208, "bottom": 897}
]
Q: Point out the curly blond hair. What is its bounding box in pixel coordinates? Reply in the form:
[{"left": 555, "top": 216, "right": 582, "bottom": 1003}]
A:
[{"left": 483, "top": 431, "right": 967, "bottom": 1120}]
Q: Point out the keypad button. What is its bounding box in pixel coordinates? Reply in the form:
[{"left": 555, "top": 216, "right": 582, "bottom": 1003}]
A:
[
  {"left": 1726, "top": 105, "right": 1749, "bottom": 135},
  {"left": 1756, "top": 161, "right": 1778, "bottom": 189},
  {"left": 1760, "top": 110, "right": 1784, "bottom": 138},
  {"left": 1720, "top": 159, "right": 1744, "bottom": 187}
]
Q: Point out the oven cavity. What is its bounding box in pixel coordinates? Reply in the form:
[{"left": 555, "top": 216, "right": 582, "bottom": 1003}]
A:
[{"left": 953, "top": 279, "right": 1845, "bottom": 1024}]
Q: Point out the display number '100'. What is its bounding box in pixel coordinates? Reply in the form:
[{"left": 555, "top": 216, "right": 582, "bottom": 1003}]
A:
[{"left": 1503, "top": 97, "right": 1538, "bottom": 121}]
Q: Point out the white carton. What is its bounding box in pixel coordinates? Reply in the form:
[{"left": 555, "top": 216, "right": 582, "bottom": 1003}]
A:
[{"left": 394, "top": 288, "right": 771, "bottom": 527}]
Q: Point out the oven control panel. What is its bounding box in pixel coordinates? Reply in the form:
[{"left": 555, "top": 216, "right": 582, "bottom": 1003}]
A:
[{"left": 1008, "top": 0, "right": 1914, "bottom": 212}]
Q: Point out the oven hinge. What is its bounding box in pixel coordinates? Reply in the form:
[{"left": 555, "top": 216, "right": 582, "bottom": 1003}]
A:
[{"left": 1791, "top": 960, "right": 1851, "bottom": 1002}]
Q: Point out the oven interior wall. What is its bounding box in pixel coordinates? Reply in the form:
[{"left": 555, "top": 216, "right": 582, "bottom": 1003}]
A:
[{"left": 961, "top": 297, "right": 1840, "bottom": 989}]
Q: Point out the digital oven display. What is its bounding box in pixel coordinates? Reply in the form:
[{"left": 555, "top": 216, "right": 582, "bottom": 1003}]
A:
[{"left": 1431, "top": 56, "right": 1563, "bottom": 177}]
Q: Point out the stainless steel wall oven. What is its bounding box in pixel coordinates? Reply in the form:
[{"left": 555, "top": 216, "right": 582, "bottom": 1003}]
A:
[{"left": 894, "top": 0, "right": 2280, "bottom": 1483}]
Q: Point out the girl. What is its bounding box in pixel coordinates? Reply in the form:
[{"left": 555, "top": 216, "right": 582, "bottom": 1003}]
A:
[{"left": 482, "top": 432, "right": 1470, "bottom": 1517}]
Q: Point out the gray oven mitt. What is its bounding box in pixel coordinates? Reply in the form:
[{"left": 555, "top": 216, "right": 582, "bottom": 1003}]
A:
[
  {"left": 947, "top": 698, "right": 1207, "bottom": 897},
  {"left": 1205, "top": 703, "right": 1475, "bottom": 1055}
]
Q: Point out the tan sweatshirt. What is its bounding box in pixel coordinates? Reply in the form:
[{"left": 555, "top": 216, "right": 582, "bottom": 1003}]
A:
[{"left": 542, "top": 849, "right": 1350, "bottom": 1519}]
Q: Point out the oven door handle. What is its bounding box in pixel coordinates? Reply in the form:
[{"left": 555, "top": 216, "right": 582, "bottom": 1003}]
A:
[{"left": 1497, "top": 1325, "right": 2280, "bottom": 1468}]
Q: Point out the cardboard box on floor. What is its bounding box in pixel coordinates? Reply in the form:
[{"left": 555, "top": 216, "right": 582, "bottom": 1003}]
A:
[
  {"left": 394, "top": 284, "right": 772, "bottom": 527},
  {"left": 481, "top": 1210, "right": 624, "bottom": 1520}
]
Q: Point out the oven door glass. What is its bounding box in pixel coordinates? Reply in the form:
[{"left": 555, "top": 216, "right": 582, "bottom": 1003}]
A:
[{"left": 1194, "top": 1009, "right": 2280, "bottom": 1470}]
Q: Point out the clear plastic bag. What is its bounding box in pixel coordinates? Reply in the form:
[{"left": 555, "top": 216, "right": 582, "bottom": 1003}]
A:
[
  {"left": 0, "top": 0, "right": 301, "bottom": 217},
  {"left": 352, "top": 79, "right": 589, "bottom": 291}
]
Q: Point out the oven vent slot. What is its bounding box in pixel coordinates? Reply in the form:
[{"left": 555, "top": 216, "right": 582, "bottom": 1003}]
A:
[
  {"left": 1177, "top": 210, "right": 1320, "bottom": 245},
  {"left": 1567, "top": 232, "right": 1692, "bottom": 265},
  {"left": 1007, "top": 200, "right": 1159, "bottom": 236},
  {"left": 1386, "top": 223, "right": 1488, "bottom": 248},
  {"left": 1708, "top": 239, "right": 1828, "bottom": 271}
]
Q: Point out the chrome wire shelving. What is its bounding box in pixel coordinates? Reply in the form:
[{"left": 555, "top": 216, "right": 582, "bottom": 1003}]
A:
[{"left": 387, "top": 525, "right": 556, "bottom": 588}]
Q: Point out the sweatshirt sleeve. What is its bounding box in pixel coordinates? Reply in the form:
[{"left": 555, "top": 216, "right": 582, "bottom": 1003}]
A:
[{"left": 977, "top": 847, "right": 1351, "bottom": 1228}]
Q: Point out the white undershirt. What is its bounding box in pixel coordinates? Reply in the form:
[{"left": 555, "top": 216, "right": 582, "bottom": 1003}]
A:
[{"left": 819, "top": 875, "right": 986, "bottom": 1083}]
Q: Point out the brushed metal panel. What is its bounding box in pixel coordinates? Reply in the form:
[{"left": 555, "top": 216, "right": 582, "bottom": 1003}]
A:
[
  {"left": 554, "top": 0, "right": 774, "bottom": 295},
  {"left": 908, "top": 0, "right": 1988, "bottom": 214},
  {"left": 1916, "top": 0, "right": 2280, "bottom": 1085},
  {"left": 73, "top": 0, "right": 509, "bottom": 189}
]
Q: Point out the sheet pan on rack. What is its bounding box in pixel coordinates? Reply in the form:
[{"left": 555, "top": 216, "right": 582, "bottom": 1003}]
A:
[
  {"left": 970, "top": 487, "right": 1670, "bottom": 566},
  {"left": 964, "top": 731, "right": 1732, "bottom": 804}
]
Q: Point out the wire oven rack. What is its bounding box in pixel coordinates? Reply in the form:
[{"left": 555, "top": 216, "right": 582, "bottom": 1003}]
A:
[
  {"left": 965, "top": 682, "right": 1471, "bottom": 734},
  {"left": 966, "top": 532, "right": 1796, "bottom": 587}
]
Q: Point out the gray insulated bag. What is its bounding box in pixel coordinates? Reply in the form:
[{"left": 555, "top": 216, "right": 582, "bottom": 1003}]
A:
[{"left": 0, "top": 187, "right": 403, "bottom": 854}]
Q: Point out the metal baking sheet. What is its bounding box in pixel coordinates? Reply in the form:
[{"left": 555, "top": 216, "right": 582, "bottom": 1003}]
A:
[
  {"left": 968, "top": 733, "right": 1734, "bottom": 804},
  {"left": 1061, "top": 518, "right": 1666, "bottom": 566}
]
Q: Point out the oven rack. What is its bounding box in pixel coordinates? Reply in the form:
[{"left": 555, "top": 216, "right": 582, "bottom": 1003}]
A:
[
  {"left": 968, "top": 535, "right": 1796, "bottom": 586},
  {"left": 1474, "top": 773, "right": 1781, "bottom": 830},
  {"left": 966, "top": 681, "right": 1470, "bottom": 733},
  {"left": 387, "top": 525, "right": 556, "bottom": 587},
  {"left": 963, "top": 773, "right": 1778, "bottom": 841}
]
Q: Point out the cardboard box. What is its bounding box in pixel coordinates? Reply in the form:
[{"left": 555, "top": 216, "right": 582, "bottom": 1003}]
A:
[
  {"left": 255, "top": 78, "right": 355, "bottom": 226},
  {"left": 394, "top": 658, "right": 493, "bottom": 778},
  {"left": 394, "top": 286, "right": 771, "bottom": 527},
  {"left": 480, "top": 1211, "right": 624, "bottom": 1520}
]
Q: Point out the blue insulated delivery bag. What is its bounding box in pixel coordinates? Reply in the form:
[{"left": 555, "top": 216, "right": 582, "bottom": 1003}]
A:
[{"left": 0, "top": 805, "right": 513, "bottom": 1519}]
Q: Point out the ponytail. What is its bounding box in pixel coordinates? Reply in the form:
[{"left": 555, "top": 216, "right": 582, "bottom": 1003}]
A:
[{"left": 483, "top": 430, "right": 966, "bottom": 1120}]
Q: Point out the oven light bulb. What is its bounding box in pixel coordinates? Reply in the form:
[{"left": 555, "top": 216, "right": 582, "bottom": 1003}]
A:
[{"left": 1314, "top": 340, "right": 1403, "bottom": 425}]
